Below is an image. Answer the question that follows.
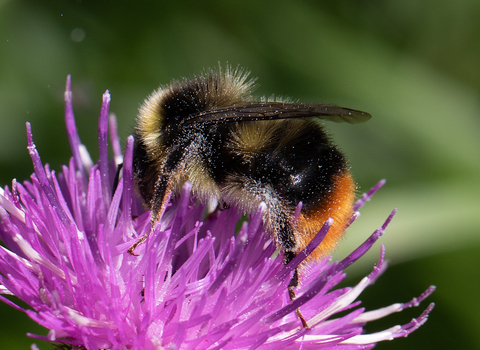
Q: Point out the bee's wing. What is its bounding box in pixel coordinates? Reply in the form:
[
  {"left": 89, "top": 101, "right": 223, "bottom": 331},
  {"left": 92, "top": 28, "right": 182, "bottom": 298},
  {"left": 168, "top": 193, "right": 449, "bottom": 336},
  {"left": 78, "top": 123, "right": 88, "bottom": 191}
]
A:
[{"left": 183, "top": 102, "right": 371, "bottom": 125}]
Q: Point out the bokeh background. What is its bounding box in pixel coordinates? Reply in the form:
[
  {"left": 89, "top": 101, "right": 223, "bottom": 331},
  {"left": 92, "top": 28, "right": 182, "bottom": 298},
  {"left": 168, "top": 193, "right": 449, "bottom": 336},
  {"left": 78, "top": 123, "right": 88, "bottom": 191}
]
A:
[{"left": 1, "top": 0, "right": 479, "bottom": 349}]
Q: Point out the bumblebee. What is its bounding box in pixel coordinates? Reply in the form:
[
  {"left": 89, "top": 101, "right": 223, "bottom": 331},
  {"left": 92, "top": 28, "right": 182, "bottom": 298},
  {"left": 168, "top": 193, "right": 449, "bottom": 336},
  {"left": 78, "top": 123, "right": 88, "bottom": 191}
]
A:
[{"left": 131, "top": 67, "right": 371, "bottom": 326}]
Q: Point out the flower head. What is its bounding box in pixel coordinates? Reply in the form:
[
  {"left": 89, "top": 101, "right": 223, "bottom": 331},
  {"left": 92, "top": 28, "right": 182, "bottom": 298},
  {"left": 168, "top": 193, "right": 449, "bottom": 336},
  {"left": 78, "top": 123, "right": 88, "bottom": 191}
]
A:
[{"left": 0, "top": 76, "right": 434, "bottom": 349}]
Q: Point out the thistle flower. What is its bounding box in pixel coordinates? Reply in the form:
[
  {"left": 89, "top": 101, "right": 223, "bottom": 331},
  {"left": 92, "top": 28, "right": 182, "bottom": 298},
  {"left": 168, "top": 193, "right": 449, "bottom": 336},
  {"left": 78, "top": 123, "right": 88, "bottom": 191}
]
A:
[{"left": 0, "top": 77, "right": 435, "bottom": 350}]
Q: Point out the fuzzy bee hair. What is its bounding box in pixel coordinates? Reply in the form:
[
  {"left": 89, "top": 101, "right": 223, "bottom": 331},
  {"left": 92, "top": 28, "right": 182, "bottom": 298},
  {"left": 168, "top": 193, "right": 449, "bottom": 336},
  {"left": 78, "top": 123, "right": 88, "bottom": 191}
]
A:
[{"left": 132, "top": 67, "right": 370, "bottom": 290}]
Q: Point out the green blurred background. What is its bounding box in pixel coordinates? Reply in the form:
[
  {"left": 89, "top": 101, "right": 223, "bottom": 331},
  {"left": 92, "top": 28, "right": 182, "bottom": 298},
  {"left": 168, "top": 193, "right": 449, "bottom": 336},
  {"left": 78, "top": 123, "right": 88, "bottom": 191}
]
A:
[{"left": 1, "top": 0, "right": 479, "bottom": 349}]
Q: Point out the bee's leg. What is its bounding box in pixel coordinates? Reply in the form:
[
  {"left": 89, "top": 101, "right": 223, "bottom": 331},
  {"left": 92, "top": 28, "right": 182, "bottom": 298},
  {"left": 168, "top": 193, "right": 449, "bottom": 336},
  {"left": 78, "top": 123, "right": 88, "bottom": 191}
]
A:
[
  {"left": 284, "top": 250, "right": 309, "bottom": 329},
  {"left": 205, "top": 200, "right": 231, "bottom": 221},
  {"left": 210, "top": 200, "right": 230, "bottom": 214},
  {"left": 128, "top": 176, "right": 171, "bottom": 255},
  {"left": 218, "top": 201, "right": 230, "bottom": 211},
  {"left": 278, "top": 213, "right": 309, "bottom": 329}
]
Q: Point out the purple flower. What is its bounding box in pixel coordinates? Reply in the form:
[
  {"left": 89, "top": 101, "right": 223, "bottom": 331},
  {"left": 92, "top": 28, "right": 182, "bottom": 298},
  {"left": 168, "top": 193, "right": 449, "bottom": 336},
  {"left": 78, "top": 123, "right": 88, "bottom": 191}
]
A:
[{"left": 0, "top": 76, "right": 434, "bottom": 350}]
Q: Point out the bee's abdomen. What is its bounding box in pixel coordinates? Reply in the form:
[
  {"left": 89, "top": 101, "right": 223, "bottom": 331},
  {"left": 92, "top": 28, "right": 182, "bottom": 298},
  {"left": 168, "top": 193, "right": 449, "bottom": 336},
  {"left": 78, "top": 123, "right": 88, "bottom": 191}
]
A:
[
  {"left": 294, "top": 171, "right": 355, "bottom": 259},
  {"left": 222, "top": 119, "right": 348, "bottom": 206}
]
